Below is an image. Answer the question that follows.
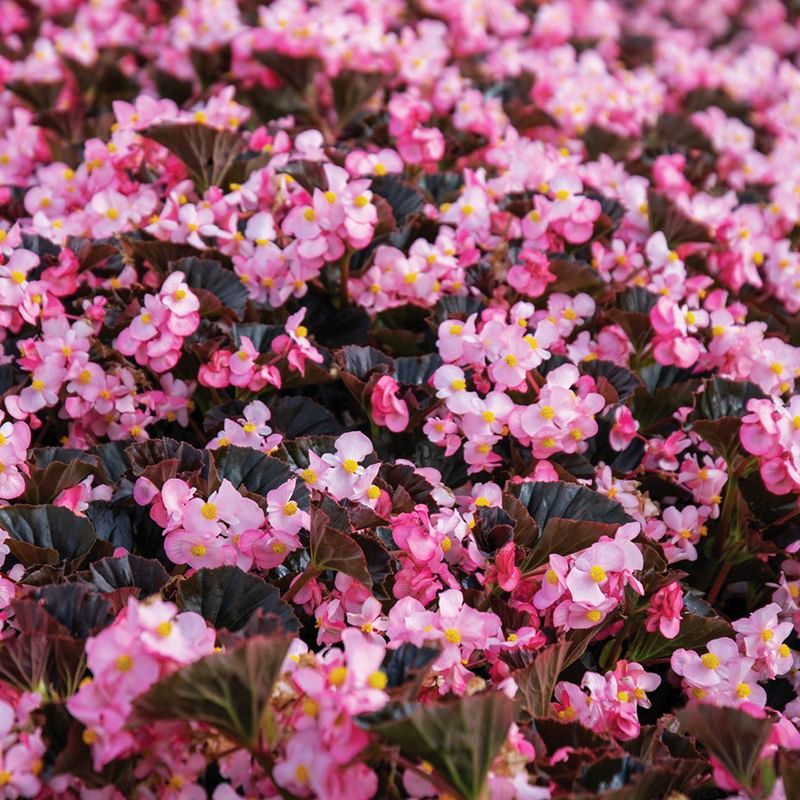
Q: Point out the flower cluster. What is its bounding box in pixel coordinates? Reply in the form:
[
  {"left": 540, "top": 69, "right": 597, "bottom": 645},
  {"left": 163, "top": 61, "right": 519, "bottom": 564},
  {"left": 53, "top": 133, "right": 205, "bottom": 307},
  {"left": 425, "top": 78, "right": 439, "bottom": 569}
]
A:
[
  {"left": 66, "top": 597, "right": 216, "bottom": 770},
  {"left": 0, "top": 0, "right": 797, "bottom": 797},
  {"left": 115, "top": 272, "right": 200, "bottom": 374}
]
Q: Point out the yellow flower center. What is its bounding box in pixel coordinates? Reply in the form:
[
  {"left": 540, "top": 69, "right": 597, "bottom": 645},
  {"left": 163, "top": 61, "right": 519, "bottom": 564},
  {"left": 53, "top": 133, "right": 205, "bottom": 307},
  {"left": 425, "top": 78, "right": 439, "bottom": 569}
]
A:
[
  {"left": 302, "top": 698, "right": 319, "bottom": 716},
  {"left": 283, "top": 501, "right": 298, "bottom": 516},
  {"left": 201, "top": 502, "right": 217, "bottom": 520},
  {"left": 701, "top": 653, "right": 720, "bottom": 670},
  {"left": 586, "top": 610, "right": 602, "bottom": 623},
  {"left": 590, "top": 565, "right": 606, "bottom": 582},
  {"left": 367, "top": 484, "right": 381, "bottom": 500},
  {"left": 450, "top": 379, "right": 466, "bottom": 391},
  {"left": 342, "top": 459, "right": 359, "bottom": 474},
  {"left": 32, "top": 379, "right": 45, "bottom": 391},
  {"left": 156, "top": 621, "right": 173, "bottom": 638},
  {"left": 116, "top": 654, "right": 133, "bottom": 672},
  {"left": 445, "top": 628, "right": 461, "bottom": 644},
  {"left": 303, "top": 208, "right": 316, "bottom": 222},
  {"left": 324, "top": 191, "right": 337, "bottom": 203},
  {"left": 761, "top": 629, "right": 774, "bottom": 641},
  {"left": 354, "top": 195, "right": 369, "bottom": 208},
  {"left": 191, "top": 544, "right": 207, "bottom": 557},
  {"left": 736, "top": 683, "right": 751, "bottom": 699},
  {"left": 295, "top": 764, "right": 309, "bottom": 785},
  {"left": 329, "top": 666, "right": 348, "bottom": 687},
  {"left": 368, "top": 671, "right": 388, "bottom": 689},
  {"left": 301, "top": 469, "right": 317, "bottom": 484},
  {"left": 10, "top": 271, "right": 25, "bottom": 284},
  {"left": 482, "top": 410, "right": 495, "bottom": 423}
]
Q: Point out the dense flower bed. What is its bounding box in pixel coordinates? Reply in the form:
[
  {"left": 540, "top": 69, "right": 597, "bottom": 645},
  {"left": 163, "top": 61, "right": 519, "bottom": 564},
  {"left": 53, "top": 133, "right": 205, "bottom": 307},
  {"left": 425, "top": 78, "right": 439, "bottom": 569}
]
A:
[{"left": 0, "top": 0, "right": 799, "bottom": 798}]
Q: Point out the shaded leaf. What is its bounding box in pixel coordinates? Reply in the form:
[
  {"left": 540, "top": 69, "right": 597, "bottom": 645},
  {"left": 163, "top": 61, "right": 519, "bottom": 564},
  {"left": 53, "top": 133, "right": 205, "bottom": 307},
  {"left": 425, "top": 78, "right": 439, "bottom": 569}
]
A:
[
  {"left": 691, "top": 377, "right": 764, "bottom": 421},
  {"left": 310, "top": 506, "right": 371, "bottom": 588},
  {"left": 510, "top": 481, "right": 632, "bottom": 529},
  {"left": 626, "top": 611, "right": 733, "bottom": 663},
  {"left": 370, "top": 176, "right": 425, "bottom": 228},
  {"left": 212, "top": 447, "right": 308, "bottom": 506},
  {"left": 31, "top": 584, "right": 113, "bottom": 639},
  {"left": 174, "top": 257, "right": 248, "bottom": 320},
  {"left": 126, "top": 438, "right": 206, "bottom": 477},
  {"left": 277, "top": 159, "right": 328, "bottom": 193},
  {"left": 270, "top": 396, "right": 342, "bottom": 438},
  {"left": 515, "top": 641, "right": 572, "bottom": 718},
  {"left": 84, "top": 554, "right": 170, "bottom": 596},
  {"left": 140, "top": 124, "right": 245, "bottom": 190},
  {"left": 362, "top": 692, "right": 516, "bottom": 800},
  {"left": 178, "top": 566, "right": 298, "bottom": 632},
  {"left": 0, "top": 505, "right": 98, "bottom": 565},
  {"left": 582, "top": 360, "right": 643, "bottom": 402},
  {"left": 677, "top": 704, "right": 773, "bottom": 790},
  {"left": 647, "top": 191, "right": 712, "bottom": 246}
]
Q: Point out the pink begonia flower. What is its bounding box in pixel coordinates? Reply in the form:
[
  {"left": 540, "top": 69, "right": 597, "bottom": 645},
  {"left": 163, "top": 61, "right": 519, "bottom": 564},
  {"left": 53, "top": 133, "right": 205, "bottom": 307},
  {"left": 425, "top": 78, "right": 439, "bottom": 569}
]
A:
[
  {"left": 320, "top": 431, "right": 375, "bottom": 500},
  {"left": 672, "top": 637, "right": 742, "bottom": 688},
  {"left": 609, "top": 406, "right": 639, "bottom": 451},
  {"left": 370, "top": 375, "right": 409, "bottom": 432},
  {"left": 266, "top": 479, "right": 308, "bottom": 536},
  {"left": 645, "top": 583, "right": 684, "bottom": 639},
  {"left": 508, "top": 249, "right": 555, "bottom": 298}
]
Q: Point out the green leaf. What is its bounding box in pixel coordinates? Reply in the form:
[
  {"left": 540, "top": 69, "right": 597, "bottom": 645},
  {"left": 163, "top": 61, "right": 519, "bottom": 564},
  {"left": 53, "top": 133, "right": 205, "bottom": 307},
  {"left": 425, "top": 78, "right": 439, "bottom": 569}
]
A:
[
  {"left": 364, "top": 692, "right": 516, "bottom": 800},
  {"left": 140, "top": 123, "right": 245, "bottom": 190},
  {"left": 178, "top": 566, "right": 298, "bottom": 632},
  {"left": 677, "top": 704, "right": 773, "bottom": 790},
  {"left": 626, "top": 610, "right": 733, "bottom": 663},
  {"left": 130, "top": 634, "right": 292, "bottom": 748}
]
